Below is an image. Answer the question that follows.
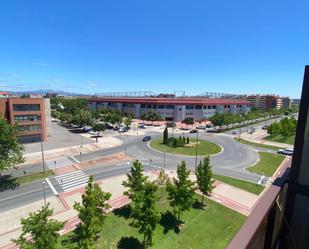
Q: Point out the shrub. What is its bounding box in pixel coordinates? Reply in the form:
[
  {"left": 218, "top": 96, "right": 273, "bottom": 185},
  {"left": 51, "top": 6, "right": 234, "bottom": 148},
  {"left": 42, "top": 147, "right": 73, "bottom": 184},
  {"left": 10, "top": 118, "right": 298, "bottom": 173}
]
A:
[{"left": 186, "top": 137, "right": 190, "bottom": 144}]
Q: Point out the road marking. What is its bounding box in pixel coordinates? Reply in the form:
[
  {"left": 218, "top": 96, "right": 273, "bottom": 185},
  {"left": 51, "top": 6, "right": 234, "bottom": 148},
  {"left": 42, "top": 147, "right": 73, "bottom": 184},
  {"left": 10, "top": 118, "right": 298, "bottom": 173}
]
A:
[
  {"left": 0, "top": 189, "right": 40, "bottom": 202},
  {"left": 55, "top": 170, "right": 89, "bottom": 192},
  {"left": 46, "top": 178, "right": 58, "bottom": 196},
  {"left": 70, "top": 156, "right": 80, "bottom": 164}
]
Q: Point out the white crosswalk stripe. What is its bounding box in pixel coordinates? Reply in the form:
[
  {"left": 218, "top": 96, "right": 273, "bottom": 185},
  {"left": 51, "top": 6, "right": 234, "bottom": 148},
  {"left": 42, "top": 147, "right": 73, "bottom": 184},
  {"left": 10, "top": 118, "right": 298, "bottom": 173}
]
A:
[{"left": 55, "top": 170, "right": 89, "bottom": 192}]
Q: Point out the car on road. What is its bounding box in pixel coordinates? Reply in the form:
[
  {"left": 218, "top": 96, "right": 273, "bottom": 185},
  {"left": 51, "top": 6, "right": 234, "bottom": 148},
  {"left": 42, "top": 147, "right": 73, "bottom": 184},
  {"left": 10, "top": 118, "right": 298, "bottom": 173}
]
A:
[
  {"left": 262, "top": 125, "right": 268, "bottom": 130},
  {"left": 138, "top": 123, "right": 145, "bottom": 129},
  {"left": 277, "top": 149, "right": 293, "bottom": 156},
  {"left": 142, "top": 136, "right": 151, "bottom": 142},
  {"left": 232, "top": 130, "right": 238, "bottom": 135},
  {"left": 189, "top": 129, "right": 198, "bottom": 133}
]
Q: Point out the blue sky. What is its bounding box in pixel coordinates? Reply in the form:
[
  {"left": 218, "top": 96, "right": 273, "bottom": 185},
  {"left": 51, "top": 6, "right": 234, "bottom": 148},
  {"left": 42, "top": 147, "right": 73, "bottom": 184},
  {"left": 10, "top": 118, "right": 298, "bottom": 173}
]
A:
[{"left": 0, "top": 0, "right": 308, "bottom": 98}]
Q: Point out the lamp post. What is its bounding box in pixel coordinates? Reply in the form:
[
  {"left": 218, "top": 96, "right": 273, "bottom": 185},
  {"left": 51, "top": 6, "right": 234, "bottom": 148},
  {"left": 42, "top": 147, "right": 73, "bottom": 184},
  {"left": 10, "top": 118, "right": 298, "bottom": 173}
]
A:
[
  {"left": 163, "top": 151, "right": 166, "bottom": 170},
  {"left": 194, "top": 130, "right": 199, "bottom": 170},
  {"left": 124, "top": 146, "right": 127, "bottom": 160},
  {"left": 42, "top": 181, "right": 46, "bottom": 207},
  {"left": 40, "top": 133, "right": 45, "bottom": 173},
  {"left": 149, "top": 158, "right": 152, "bottom": 171}
]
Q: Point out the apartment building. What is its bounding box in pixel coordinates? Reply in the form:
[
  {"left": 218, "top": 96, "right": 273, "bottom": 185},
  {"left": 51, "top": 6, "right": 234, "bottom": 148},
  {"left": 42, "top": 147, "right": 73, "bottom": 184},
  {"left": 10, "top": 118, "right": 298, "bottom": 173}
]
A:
[
  {"left": 88, "top": 97, "right": 251, "bottom": 122},
  {"left": 246, "top": 94, "right": 288, "bottom": 111},
  {"left": 0, "top": 97, "right": 50, "bottom": 143}
]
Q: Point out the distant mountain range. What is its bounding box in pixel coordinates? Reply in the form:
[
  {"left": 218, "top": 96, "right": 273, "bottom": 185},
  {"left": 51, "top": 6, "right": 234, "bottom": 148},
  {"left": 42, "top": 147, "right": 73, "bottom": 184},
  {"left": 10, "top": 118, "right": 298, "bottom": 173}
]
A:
[{"left": 11, "top": 89, "right": 90, "bottom": 96}]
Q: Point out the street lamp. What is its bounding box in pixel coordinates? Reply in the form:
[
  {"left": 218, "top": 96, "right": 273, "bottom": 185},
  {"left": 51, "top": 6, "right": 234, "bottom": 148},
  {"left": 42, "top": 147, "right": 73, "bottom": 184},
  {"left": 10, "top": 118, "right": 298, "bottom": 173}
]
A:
[
  {"left": 149, "top": 158, "right": 152, "bottom": 171},
  {"left": 124, "top": 146, "right": 127, "bottom": 160},
  {"left": 194, "top": 130, "right": 199, "bottom": 170},
  {"left": 42, "top": 181, "right": 46, "bottom": 207},
  {"left": 40, "top": 133, "right": 46, "bottom": 173}
]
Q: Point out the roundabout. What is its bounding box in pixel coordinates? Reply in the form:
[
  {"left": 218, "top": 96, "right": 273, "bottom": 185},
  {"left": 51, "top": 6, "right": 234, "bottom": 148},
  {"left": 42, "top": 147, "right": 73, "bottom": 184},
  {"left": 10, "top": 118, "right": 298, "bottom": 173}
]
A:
[{"left": 149, "top": 138, "right": 222, "bottom": 156}]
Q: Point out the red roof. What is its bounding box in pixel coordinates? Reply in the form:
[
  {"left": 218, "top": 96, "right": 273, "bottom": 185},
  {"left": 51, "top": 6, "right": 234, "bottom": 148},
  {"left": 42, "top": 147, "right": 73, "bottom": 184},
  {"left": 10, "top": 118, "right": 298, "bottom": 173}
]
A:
[
  {"left": 0, "top": 91, "right": 11, "bottom": 95},
  {"left": 88, "top": 97, "right": 250, "bottom": 105}
]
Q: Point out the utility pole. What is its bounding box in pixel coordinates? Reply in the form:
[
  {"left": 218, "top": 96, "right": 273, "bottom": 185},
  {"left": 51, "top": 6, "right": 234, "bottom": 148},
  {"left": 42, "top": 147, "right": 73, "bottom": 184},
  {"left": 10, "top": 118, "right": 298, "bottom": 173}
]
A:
[
  {"left": 195, "top": 130, "right": 199, "bottom": 170},
  {"left": 42, "top": 181, "right": 46, "bottom": 207},
  {"left": 40, "top": 133, "right": 45, "bottom": 173},
  {"left": 164, "top": 151, "right": 166, "bottom": 170}
]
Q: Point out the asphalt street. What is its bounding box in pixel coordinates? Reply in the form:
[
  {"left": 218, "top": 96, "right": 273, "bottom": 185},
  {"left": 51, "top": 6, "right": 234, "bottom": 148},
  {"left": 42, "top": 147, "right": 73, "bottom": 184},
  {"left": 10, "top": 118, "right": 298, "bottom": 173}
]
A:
[{"left": 0, "top": 118, "right": 284, "bottom": 212}]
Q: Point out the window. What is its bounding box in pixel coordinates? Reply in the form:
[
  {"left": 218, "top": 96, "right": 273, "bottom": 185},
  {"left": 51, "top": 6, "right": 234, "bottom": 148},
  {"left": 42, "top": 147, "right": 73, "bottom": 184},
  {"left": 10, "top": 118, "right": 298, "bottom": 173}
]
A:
[
  {"left": 19, "top": 124, "right": 42, "bottom": 132},
  {"left": 147, "top": 104, "right": 152, "bottom": 109},
  {"left": 141, "top": 104, "right": 146, "bottom": 108},
  {"left": 13, "top": 104, "right": 40, "bottom": 111},
  {"left": 158, "top": 105, "right": 165, "bottom": 109},
  {"left": 152, "top": 104, "right": 157, "bottom": 109},
  {"left": 166, "top": 105, "right": 175, "bottom": 109},
  {"left": 14, "top": 114, "right": 41, "bottom": 122},
  {"left": 212, "top": 105, "right": 216, "bottom": 109},
  {"left": 195, "top": 105, "right": 202, "bottom": 110},
  {"left": 186, "top": 105, "right": 194, "bottom": 110}
]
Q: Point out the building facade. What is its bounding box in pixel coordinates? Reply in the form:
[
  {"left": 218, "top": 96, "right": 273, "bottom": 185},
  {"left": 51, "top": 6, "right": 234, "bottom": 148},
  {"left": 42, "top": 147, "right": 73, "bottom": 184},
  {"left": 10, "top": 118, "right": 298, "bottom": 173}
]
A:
[
  {"left": 246, "top": 94, "right": 288, "bottom": 111},
  {"left": 0, "top": 98, "right": 50, "bottom": 143},
  {"left": 88, "top": 97, "right": 251, "bottom": 122}
]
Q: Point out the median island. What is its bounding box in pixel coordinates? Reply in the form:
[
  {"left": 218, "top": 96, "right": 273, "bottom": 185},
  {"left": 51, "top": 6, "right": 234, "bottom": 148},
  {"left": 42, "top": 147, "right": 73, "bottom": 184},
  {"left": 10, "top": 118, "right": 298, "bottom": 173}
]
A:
[{"left": 149, "top": 128, "right": 222, "bottom": 156}]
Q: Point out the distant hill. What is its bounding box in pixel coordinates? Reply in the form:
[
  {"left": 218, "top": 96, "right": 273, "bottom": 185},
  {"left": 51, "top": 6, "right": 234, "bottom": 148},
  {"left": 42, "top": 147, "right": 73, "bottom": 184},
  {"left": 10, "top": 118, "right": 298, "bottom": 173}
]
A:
[{"left": 11, "top": 89, "right": 90, "bottom": 96}]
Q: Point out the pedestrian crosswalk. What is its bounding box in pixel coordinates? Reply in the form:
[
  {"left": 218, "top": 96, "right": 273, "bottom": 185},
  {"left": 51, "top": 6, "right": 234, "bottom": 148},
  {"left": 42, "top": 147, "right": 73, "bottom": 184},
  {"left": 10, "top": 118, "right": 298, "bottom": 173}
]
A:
[{"left": 55, "top": 170, "right": 89, "bottom": 192}]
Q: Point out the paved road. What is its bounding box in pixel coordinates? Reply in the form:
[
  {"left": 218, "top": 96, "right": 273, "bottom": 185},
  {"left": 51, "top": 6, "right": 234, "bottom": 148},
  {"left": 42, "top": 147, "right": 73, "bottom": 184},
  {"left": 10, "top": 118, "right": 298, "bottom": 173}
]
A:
[{"left": 0, "top": 129, "right": 264, "bottom": 212}]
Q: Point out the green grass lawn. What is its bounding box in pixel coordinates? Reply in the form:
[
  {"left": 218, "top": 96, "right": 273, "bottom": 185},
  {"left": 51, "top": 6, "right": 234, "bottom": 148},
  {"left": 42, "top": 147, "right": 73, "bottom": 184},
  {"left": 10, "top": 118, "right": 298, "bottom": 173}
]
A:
[
  {"left": 264, "top": 134, "right": 295, "bottom": 145},
  {"left": 15, "top": 170, "right": 54, "bottom": 185},
  {"left": 60, "top": 190, "right": 245, "bottom": 249},
  {"left": 233, "top": 137, "right": 285, "bottom": 151},
  {"left": 247, "top": 152, "right": 285, "bottom": 177},
  {"left": 150, "top": 138, "right": 222, "bottom": 156},
  {"left": 213, "top": 174, "right": 265, "bottom": 195}
]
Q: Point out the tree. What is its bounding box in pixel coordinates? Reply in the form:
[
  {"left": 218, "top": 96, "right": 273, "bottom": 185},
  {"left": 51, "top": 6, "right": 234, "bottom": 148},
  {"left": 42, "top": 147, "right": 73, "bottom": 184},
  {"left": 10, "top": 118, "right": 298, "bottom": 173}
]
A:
[
  {"left": 166, "top": 161, "right": 195, "bottom": 222},
  {"left": 195, "top": 156, "right": 214, "bottom": 205},
  {"left": 124, "top": 116, "right": 132, "bottom": 128},
  {"left": 122, "top": 160, "right": 148, "bottom": 203},
  {"left": 156, "top": 168, "right": 168, "bottom": 198},
  {"left": 132, "top": 181, "right": 160, "bottom": 247},
  {"left": 12, "top": 204, "right": 64, "bottom": 249},
  {"left": 0, "top": 117, "right": 24, "bottom": 172},
  {"left": 163, "top": 127, "right": 168, "bottom": 144},
  {"left": 182, "top": 118, "right": 194, "bottom": 129},
  {"left": 92, "top": 123, "right": 105, "bottom": 132},
  {"left": 186, "top": 137, "right": 190, "bottom": 144},
  {"left": 74, "top": 176, "right": 111, "bottom": 249}
]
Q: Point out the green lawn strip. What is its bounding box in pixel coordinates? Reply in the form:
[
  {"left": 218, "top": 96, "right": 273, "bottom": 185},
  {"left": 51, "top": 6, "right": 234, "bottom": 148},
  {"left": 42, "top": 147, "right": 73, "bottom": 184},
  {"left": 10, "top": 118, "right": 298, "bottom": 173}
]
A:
[
  {"left": 233, "top": 137, "right": 285, "bottom": 151},
  {"left": 264, "top": 134, "right": 295, "bottom": 145},
  {"left": 59, "top": 191, "right": 245, "bottom": 249},
  {"left": 150, "top": 138, "right": 222, "bottom": 156},
  {"left": 247, "top": 152, "right": 285, "bottom": 177},
  {"left": 15, "top": 170, "right": 54, "bottom": 185},
  {"left": 213, "top": 174, "right": 264, "bottom": 195}
]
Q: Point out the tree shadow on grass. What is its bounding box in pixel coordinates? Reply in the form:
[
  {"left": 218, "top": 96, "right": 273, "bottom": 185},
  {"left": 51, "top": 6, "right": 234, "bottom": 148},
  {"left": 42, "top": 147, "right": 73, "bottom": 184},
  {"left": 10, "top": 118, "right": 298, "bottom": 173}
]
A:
[
  {"left": 0, "top": 174, "right": 19, "bottom": 192},
  {"left": 113, "top": 205, "right": 132, "bottom": 219},
  {"left": 192, "top": 199, "right": 205, "bottom": 210},
  {"left": 159, "top": 211, "right": 181, "bottom": 234},
  {"left": 117, "top": 236, "right": 144, "bottom": 249}
]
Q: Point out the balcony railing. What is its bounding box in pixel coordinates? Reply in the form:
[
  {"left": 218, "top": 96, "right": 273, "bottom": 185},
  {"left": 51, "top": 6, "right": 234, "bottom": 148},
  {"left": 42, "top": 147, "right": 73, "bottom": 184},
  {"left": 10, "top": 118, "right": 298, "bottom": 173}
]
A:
[{"left": 227, "top": 162, "right": 291, "bottom": 249}]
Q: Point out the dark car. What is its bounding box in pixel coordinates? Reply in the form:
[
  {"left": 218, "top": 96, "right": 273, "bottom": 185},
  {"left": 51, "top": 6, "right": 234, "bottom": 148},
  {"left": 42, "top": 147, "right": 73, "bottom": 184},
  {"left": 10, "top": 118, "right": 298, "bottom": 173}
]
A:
[
  {"left": 189, "top": 129, "right": 198, "bottom": 134},
  {"left": 142, "top": 136, "right": 151, "bottom": 142},
  {"left": 262, "top": 125, "right": 268, "bottom": 130},
  {"left": 277, "top": 149, "right": 293, "bottom": 156}
]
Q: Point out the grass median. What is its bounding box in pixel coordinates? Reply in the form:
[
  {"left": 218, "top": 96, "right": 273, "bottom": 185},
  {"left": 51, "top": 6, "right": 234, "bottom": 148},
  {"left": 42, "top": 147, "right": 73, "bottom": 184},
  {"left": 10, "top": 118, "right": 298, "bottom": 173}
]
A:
[
  {"left": 264, "top": 134, "right": 295, "bottom": 145},
  {"left": 233, "top": 137, "right": 285, "bottom": 151},
  {"left": 60, "top": 190, "right": 245, "bottom": 249},
  {"left": 247, "top": 152, "right": 285, "bottom": 177},
  {"left": 15, "top": 170, "right": 54, "bottom": 185},
  {"left": 213, "top": 174, "right": 264, "bottom": 195},
  {"left": 150, "top": 138, "right": 222, "bottom": 156}
]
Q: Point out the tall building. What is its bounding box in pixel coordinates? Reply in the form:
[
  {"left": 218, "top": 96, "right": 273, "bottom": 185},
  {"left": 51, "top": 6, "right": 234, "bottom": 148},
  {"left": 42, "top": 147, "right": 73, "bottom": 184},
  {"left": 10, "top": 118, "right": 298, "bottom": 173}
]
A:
[
  {"left": 0, "top": 97, "right": 50, "bottom": 143},
  {"left": 88, "top": 97, "right": 251, "bottom": 122},
  {"left": 246, "top": 94, "right": 285, "bottom": 110},
  {"left": 282, "top": 97, "right": 291, "bottom": 108}
]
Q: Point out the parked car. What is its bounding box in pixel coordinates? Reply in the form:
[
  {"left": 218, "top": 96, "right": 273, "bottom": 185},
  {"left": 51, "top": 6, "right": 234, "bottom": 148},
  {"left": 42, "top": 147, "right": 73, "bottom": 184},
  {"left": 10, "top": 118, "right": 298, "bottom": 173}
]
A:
[
  {"left": 105, "top": 123, "right": 114, "bottom": 129},
  {"left": 232, "top": 130, "right": 238, "bottom": 135},
  {"left": 142, "top": 136, "right": 151, "bottom": 142},
  {"left": 189, "top": 129, "right": 198, "bottom": 134},
  {"left": 277, "top": 149, "right": 293, "bottom": 156},
  {"left": 206, "top": 124, "right": 214, "bottom": 128},
  {"left": 119, "top": 127, "right": 128, "bottom": 132},
  {"left": 138, "top": 123, "right": 145, "bottom": 129},
  {"left": 196, "top": 125, "right": 206, "bottom": 130},
  {"left": 83, "top": 126, "right": 92, "bottom": 132}
]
